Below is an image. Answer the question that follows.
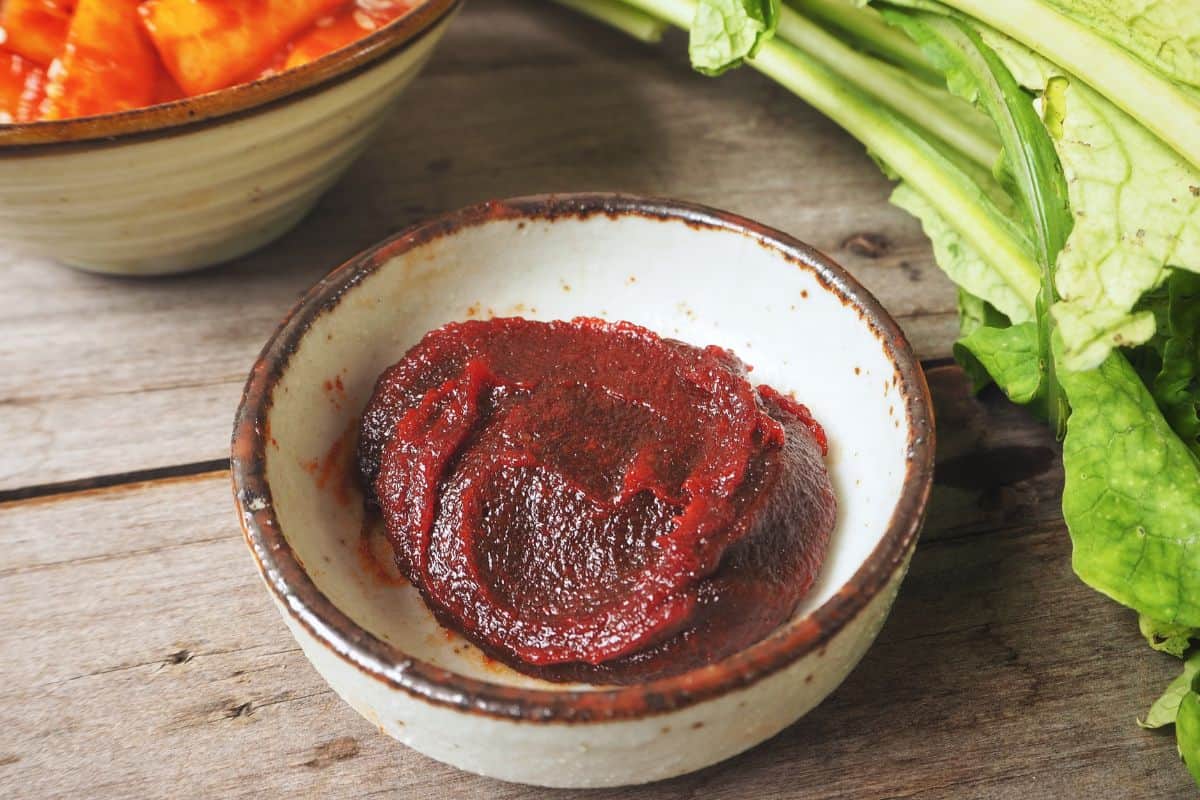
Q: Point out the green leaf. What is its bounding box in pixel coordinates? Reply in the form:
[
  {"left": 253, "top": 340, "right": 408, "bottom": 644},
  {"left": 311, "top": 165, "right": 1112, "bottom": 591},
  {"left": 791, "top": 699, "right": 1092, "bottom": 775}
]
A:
[
  {"left": 884, "top": 12, "right": 1071, "bottom": 434},
  {"left": 568, "top": 0, "right": 1200, "bottom": 787},
  {"left": 1141, "top": 614, "right": 1199, "bottom": 660},
  {"left": 884, "top": 12, "right": 1072, "bottom": 259},
  {"left": 1177, "top": 672, "right": 1200, "bottom": 787},
  {"left": 954, "top": 289, "right": 1011, "bottom": 395},
  {"left": 1143, "top": 653, "right": 1200, "bottom": 729},
  {"left": 954, "top": 322, "right": 1042, "bottom": 405},
  {"left": 927, "top": 0, "right": 1200, "bottom": 172},
  {"left": 1048, "top": 80, "right": 1200, "bottom": 370},
  {"left": 1143, "top": 652, "right": 1200, "bottom": 729},
  {"left": 891, "top": 182, "right": 1034, "bottom": 324},
  {"left": 956, "top": 288, "right": 1009, "bottom": 338},
  {"left": 1153, "top": 271, "right": 1200, "bottom": 458},
  {"left": 690, "top": 0, "right": 781, "bottom": 75},
  {"left": 1059, "top": 353, "right": 1200, "bottom": 627},
  {"left": 980, "top": 29, "right": 1200, "bottom": 372},
  {"left": 1040, "top": 0, "right": 1200, "bottom": 89}
]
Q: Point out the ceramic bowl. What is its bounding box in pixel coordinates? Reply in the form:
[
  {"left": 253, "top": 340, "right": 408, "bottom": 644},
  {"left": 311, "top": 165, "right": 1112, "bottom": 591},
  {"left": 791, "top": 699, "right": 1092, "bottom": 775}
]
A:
[
  {"left": 231, "top": 194, "right": 935, "bottom": 788},
  {"left": 0, "top": 0, "right": 460, "bottom": 276}
]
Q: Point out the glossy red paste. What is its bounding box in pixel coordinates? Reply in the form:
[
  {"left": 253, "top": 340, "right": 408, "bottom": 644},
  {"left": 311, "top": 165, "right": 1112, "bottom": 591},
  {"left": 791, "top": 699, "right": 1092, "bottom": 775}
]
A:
[{"left": 359, "top": 318, "right": 836, "bottom": 683}]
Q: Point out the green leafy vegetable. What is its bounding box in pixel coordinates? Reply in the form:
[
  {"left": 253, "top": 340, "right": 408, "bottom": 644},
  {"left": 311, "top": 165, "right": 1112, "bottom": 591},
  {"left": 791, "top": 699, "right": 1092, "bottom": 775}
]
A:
[
  {"left": 890, "top": 183, "right": 1033, "bottom": 324},
  {"left": 1141, "top": 614, "right": 1198, "bottom": 660},
  {"left": 1178, "top": 674, "right": 1200, "bottom": 784},
  {"left": 1142, "top": 651, "right": 1200, "bottom": 729},
  {"left": 1059, "top": 353, "right": 1200, "bottom": 627},
  {"left": 884, "top": 11, "right": 1071, "bottom": 433},
  {"left": 955, "top": 323, "right": 1041, "bottom": 405},
  {"left": 1152, "top": 271, "right": 1200, "bottom": 457},
  {"left": 975, "top": 29, "right": 1200, "bottom": 373},
  {"left": 696, "top": 9, "right": 1046, "bottom": 318},
  {"left": 889, "top": 16, "right": 1072, "bottom": 266},
  {"left": 560, "top": 0, "right": 1200, "bottom": 787},
  {"left": 956, "top": 288, "right": 1008, "bottom": 339},
  {"left": 690, "top": 0, "right": 781, "bottom": 74},
  {"left": 918, "top": 0, "right": 1200, "bottom": 171}
]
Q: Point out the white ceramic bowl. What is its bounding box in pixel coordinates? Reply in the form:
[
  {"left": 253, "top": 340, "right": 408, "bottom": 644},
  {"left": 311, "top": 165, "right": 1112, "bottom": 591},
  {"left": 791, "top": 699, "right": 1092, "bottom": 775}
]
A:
[
  {"left": 0, "top": 0, "right": 459, "bottom": 276},
  {"left": 232, "top": 194, "right": 934, "bottom": 788}
]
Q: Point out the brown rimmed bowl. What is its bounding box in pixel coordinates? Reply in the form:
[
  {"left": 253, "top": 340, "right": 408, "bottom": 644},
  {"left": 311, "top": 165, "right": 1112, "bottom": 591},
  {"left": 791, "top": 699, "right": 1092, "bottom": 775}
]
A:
[
  {"left": 0, "top": 0, "right": 460, "bottom": 275},
  {"left": 231, "top": 193, "right": 935, "bottom": 788}
]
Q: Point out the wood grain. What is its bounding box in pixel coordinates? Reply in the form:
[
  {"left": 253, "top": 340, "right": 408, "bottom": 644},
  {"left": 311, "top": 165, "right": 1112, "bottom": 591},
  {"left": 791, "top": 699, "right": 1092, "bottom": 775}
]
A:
[
  {"left": 2, "top": 1, "right": 1186, "bottom": 797},
  {"left": 0, "top": 0, "right": 957, "bottom": 492},
  {"left": 0, "top": 377, "right": 1189, "bottom": 799}
]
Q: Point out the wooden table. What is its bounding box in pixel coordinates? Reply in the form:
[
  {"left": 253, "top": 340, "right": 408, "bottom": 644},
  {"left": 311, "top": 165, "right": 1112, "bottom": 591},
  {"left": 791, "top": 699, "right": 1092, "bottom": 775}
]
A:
[{"left": 0, "top": 2, "right": 1190, "bottom": 797}]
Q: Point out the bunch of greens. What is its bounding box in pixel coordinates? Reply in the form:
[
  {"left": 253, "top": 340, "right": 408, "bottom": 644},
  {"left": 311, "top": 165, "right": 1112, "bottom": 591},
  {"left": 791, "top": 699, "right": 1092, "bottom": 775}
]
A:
[{"left": 557, "top": 0, "right": 1200, "bottom": 785}]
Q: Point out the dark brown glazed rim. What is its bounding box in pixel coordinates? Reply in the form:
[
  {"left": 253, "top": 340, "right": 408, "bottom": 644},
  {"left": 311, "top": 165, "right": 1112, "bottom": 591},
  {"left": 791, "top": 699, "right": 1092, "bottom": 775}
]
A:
[
  {"left": 0, "top": 0, "right": 460, "bottom": 150},
  {"left": 231, "top": 193, "right": 936, "bottom": 724}
]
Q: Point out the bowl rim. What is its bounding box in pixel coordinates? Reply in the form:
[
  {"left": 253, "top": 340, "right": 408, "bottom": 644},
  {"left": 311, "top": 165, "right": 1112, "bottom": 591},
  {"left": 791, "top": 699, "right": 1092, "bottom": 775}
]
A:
[
  {"left": 231, "top": 192, "right": 935, "bottom": 723},
  {"left": 0, "top": 0, "right": 461, "bottom": 151}
]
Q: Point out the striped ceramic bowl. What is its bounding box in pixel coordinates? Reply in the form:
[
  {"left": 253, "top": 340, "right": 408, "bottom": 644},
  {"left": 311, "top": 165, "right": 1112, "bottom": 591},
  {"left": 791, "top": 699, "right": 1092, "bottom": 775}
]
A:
[{"left": 0, "top": 0, "right": 460, "bottom": 276}]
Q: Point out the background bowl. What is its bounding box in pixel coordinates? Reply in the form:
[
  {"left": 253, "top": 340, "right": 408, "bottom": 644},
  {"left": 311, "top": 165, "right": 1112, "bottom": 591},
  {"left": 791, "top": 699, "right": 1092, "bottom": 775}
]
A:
[
  {"left": 232, "top": 194, "right": 935, "bottom": 788},
  {"left": 0, "top": 0, "right": 460, "bottom": 276}
]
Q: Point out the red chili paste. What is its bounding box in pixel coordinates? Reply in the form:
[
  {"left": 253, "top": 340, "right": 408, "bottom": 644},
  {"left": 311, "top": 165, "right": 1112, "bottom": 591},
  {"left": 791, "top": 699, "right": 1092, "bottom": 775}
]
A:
[{"left": 358, "top": 318, "right": 836, "bottom": 683}]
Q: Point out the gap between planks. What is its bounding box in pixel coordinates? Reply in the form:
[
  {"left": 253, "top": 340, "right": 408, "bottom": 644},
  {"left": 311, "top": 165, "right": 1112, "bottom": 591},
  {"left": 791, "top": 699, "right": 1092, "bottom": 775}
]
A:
[
  {"left": 1, "top": 357, "right": 966, "bottom": 506},
  {"left": 0, "top": 461, "right": 231, "bottom": 505}
]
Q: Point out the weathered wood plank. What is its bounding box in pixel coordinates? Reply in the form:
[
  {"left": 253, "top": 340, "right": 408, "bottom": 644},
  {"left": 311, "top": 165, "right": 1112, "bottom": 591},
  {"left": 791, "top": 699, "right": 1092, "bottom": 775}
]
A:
[
  {"left": 0, "top": 379, "right": 1188, "bottom": 799},
  {"left": 0, "top": 0, "right": 957, "bottom": 492}
]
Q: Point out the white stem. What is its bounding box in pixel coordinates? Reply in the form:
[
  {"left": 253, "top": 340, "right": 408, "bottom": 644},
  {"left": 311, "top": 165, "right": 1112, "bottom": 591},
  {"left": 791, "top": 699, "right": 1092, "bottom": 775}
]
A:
[
  {"left": 776, "top": 7, "right": 1000, "bottom": 170},
  {"left": 750, "top": 38, "right": 1040, "bottom": 309},
  {"left": 787, "top": 0, "right": 937, "bottom": 82},
  {"left": 609, "top": 0, "right": 1041, "bottom": 309},
  {"left": 553, "top": 0, "right": 668, "bottom": 43}
]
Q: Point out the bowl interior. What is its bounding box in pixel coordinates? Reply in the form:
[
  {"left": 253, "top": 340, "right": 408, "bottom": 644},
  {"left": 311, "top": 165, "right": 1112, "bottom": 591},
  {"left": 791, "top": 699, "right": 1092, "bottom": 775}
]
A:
[{"left": 261, "top": 202, "right": 915, "bottom": 689}]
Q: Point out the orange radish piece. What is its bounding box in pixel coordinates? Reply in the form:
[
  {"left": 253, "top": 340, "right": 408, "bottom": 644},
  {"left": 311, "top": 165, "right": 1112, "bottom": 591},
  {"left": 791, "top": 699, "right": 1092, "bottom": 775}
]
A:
[
  {"left": 284, "top": 2, "right": 411, "bottom": 70},
  {"left": 140, "top": 0, "right": 346, "bottom": 96},
  {"left": 40, "top": 0, "right": 164, "bottom": 119},
  {"left": 0, "top": 0, "right": 77, "bottom": 66}
]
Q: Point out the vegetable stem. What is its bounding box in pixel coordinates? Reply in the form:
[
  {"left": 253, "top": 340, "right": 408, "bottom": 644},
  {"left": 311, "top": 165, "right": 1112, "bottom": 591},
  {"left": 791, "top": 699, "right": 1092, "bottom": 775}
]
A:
[
  {"left": 587, "top": 0, "right": 1039, "bottom": 311},
  {"left": 552, "top": 0, "right": 668, "bottom": 43},
  {"left": 748, "top": 37, "right": 1038, "bottom": 311},
  {"left": 775, "top": 6, "right": 1000, "bottom": 170},
  {"left": 559, "top": 2, "right": 1002, "bottom": 181},
  {"left": 903, "top": 12, "right": 1071, "bottom": 433},
  {"left": 615, "top": 0, "right": 694, "bottom": 29},
  {"left": 785, "top": 0, "right": 940, "bottom": 83}
]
